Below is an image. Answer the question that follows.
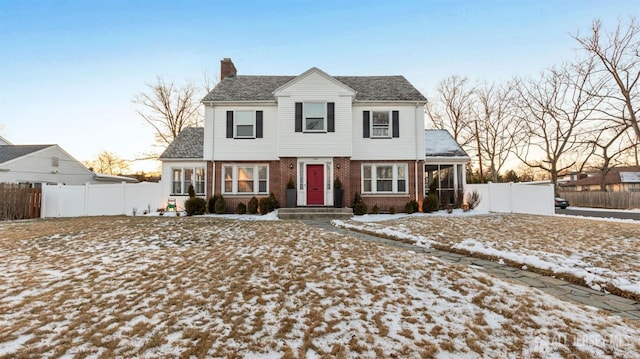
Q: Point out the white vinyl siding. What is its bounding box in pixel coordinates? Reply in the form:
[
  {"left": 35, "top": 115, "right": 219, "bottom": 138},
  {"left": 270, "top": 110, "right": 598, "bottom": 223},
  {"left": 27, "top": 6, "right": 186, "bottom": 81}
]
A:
[
  {"left": 222, "top": 164, "right": 268, "bottom": 195},
  {"left": 362, "top": 164, "right": 408, "bottom": 194},
  {"left": 276, "top": 71, "right": 353, "bottom": 157},
  {"left": 352, "top": 104, "right": 423, "bottom": 160},
  {"left": 212, "top": 105, "right": 278, "bottom": 161}
]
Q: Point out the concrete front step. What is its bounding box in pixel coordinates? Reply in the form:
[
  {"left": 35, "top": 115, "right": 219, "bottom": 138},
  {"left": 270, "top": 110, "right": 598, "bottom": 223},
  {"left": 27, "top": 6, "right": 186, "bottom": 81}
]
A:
[{"left": 278, "top": 207, "right": 354, "bottom": 220}]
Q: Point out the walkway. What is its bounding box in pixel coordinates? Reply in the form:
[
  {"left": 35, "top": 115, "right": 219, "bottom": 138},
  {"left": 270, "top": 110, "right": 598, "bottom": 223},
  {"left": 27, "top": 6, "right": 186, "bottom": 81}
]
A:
[{"left": 303, "top": 220, "right": 640, "bottom": 322}]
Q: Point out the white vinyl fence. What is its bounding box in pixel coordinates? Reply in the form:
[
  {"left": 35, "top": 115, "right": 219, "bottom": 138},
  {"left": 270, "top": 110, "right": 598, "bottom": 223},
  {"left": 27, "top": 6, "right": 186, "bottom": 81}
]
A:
[
  {"left": 465, "top": 182, "right": 554, "bottom": 216},
  {"left": 42, "top": 182, "right": 163, "bottom": 218}
]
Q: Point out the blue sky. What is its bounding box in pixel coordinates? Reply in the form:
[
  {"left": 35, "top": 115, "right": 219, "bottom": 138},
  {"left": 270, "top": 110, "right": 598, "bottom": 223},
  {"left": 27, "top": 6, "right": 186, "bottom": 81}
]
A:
[{"left": 0, "top": 0, "right": 638, "bottom": 172}]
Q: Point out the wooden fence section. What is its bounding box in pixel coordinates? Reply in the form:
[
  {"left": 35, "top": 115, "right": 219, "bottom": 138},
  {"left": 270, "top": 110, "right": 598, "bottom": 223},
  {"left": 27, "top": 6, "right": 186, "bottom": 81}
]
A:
[
  {"left": 0, "top": 183, "right": 42, "bottom": 220},
  {"left": 559, "top": 191, "right": 640, "bottom": 209}
]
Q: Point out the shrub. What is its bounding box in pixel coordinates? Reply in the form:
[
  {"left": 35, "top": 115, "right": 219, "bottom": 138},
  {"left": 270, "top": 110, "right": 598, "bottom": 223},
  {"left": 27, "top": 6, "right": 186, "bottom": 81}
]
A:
[
  {"left": 259, "top": 193, "right": 279, "bottom": 215},
  {"left": 405, "top": 200, "right": 419, "bottom": 214},
  {"left": 389, "top": 206, "right": 396, "bottom": 215},
  {"left": 286, "top": 176, "right": 295, "bottom": 189},
  {"left": 214, "top": 195, "right": 226, "bottom": 214},
  {"left": 236, "top": 202, "right": 246, "bottom": 214},
  {"left": 208, "top": 194, "right": 220, "bottom": 214},
  {"left": 423, "top": 194, "right": 440, "bottom": 213},
  {"left": 352, "top": 192, "right": 367, "bottom": 215},
  {"left": 334, "top": 177, "right": 342, "bottom": 189},
  {"left": 187, "top": 184, "right": 196, "bottom": 198},
  {"left": 247, "top": 197, "right": 259, "bottom": 214},
  {"left": 184, "top": 197, "right": 206, "bottom": 216},
  {"left": 466, "top": 190, "right": 482, "bottom": 210},
  {"left": 371, "top": 205, "right": 379, "bottom": 214}
]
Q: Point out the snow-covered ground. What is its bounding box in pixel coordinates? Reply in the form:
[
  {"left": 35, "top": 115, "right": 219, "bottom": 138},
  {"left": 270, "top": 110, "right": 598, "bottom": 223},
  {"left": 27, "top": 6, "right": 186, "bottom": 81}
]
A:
[
  {"left": 1, "top": 216, "right": 639, "bottom": 357},
  {"left": 335, "top": 211, "right": 640, "bottom": 298}
]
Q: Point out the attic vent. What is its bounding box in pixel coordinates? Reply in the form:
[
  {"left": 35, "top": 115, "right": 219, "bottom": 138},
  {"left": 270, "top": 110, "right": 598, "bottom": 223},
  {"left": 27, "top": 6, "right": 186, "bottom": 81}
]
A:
[{"left": 52, "top": 157, "right": 59, "bottom": 167}]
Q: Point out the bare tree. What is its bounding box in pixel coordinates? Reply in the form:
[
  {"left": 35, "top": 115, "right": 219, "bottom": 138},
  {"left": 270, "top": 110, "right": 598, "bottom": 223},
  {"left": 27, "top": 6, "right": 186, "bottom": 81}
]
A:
[
  {"left": 574, "top": 18, "right": 640, "bottom": 140},
  {"left": 472, "top": 82, "right": 518, "bottom": 182},
  {"left": 513, "top": 60, "right": 604, "bottom": 193},
  {"left": 84, "top": 151, "right": 131, "bottom": 175},
  {"left": 133, "top": 77, "right": 202, "bottom": 147},
  {"left": 582, "top": 122, "right": 637, "bottom": 190},
  {"left": 425, "top": 75, "right": 476, "bottom": 148}
]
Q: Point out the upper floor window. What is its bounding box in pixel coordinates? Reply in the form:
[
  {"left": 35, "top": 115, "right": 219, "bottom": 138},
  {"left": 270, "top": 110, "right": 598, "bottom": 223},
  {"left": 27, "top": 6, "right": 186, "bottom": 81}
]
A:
[
  {"left": 295, "top": 102, "right": 335, "bottom": 133},
  {"left": 226, "top": 110, "right": 263, "bottom": 139},
  {"left": 304, "top": 103, "right": 326, "bottom": 132},
  {"left": 362, "top": 164, "right": 407, "bottom": 194},
  {"left": 372, "top": 111, "right": 390, "bottom": 138},
  {"left": 222, "top": 164, "right": 268, "bottom": 195},
  {"left": 363, "top": 110, "right": 399, "bottom": 138}
]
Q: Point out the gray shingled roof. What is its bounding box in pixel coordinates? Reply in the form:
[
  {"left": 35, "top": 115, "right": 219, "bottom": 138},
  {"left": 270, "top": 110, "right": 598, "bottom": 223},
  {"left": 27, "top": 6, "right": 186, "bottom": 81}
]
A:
[
  {"left": 159, "top": 127, "right": 204, "bottom": 159},
  {"left": 0, "top": 145, "right": 53, "bottom": 164},
  {"left": 203, "top": 75, "right": 426, "bottom": 102},
  {"left": 424, "top": 130, "right": 469, "bottom": 157}
]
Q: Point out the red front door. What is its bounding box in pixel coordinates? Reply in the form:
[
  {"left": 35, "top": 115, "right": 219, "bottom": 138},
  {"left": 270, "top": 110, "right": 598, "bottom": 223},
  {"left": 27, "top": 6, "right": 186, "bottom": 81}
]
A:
[{"left": 306, "top": 165, "right": 324, "bottom": 205}]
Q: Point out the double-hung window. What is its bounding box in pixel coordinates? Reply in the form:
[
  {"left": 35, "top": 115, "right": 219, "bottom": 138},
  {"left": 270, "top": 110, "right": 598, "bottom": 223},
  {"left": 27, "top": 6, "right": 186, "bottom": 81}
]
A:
[
  {"left": 362, "top": 164, "right": 408, "bottom": 194},
  {"left": 222, "top": 164, "right": 269, "bottom": 195},
  {"left": 372, "top": 111, "right": 390, "bottom": 138},
  {"left": 304, "top": 103, "right": 326, "bottom": 132},
  {"left": 235, "top": 111, "right": 255, "bottom": 138},
  {"left": 171, "top": 167, "right": 206, "bottom": 195},
  {"left": 226, "top": 110, "right": 263, "bottom": 139}
]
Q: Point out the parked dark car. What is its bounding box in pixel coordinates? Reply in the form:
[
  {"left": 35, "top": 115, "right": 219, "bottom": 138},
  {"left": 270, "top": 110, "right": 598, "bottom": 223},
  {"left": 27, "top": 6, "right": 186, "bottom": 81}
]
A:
[{"left": 554, "top": 197, "right": 569, "bottom": 209}]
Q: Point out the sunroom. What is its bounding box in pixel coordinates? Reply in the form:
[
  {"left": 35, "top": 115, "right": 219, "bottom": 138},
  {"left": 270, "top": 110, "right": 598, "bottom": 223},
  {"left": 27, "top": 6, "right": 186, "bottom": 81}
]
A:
[{"left": 424, "top": 130, "right": 470, "bottom": 207}]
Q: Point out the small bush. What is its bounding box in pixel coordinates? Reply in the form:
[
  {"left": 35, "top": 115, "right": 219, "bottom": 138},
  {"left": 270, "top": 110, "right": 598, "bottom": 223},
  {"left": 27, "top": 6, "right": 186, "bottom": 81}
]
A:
[
  {"left": 247, "top": 197, "right": 259, "bottom": 214},
  {"left": 214, "top": 195, "right": 226, "bottom": 214},
  {"left": 236, "top": 202, "right": 246, "bottom": 214},
  {"left": 208, "top": 194, "right": 220, "bottom": 214},
  {"left": 405, "top": 200, "right": 419, "bottom": 214},
  {"left": 423, "top": 194, "right": 440, "bottom": 213},
  {"left": 352, "top": 192, "right": 367, "bottom": 215},
  {"left": 184, "top": 197, "right": 206, "bottom": 216},
  {"left": 286, "top": 176, "right": 295, "bottom": 189},
  {"left": 389, "top": 206, "right": 396, "bottom": 215},
  {"left": 259, "top": 193, "right": 279, "bottom": 215},
  {"left": 371, "top": 205, "right": 379, "bottom": 214},
  {"left": 187, "top": 184, "right": 196, "bottom": 199},
  {"left": 466, "top": 190, "right": 482, "bottom": 210}
]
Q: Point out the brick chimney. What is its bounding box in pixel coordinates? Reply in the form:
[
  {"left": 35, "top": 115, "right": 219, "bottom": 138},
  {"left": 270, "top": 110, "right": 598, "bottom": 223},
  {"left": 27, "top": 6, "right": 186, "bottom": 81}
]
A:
[{"left": 220, "top": 58, "right": 237, "bottom": 80}]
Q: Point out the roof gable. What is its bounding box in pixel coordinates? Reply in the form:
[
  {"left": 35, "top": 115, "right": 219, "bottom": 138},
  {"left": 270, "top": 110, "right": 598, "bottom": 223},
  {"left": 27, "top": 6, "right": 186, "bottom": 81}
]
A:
[
  {"left": 0, "top": 145, "right": 54, "bottom": 164},
  {"left": 273, "top": 67, "right": 356, "bottom": 97},
  {"left": 202, "top": 69, "right": 426, "bottom": 103},
  {"left": 159, "top": 127, "right": 204, "bottom": 159}
]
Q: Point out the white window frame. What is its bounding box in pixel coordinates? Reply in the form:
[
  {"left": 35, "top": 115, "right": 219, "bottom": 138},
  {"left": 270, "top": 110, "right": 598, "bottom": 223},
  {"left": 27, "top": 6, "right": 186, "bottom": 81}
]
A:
[
  {"left": 234, "top": 110, "right": 256, "bottom": 139},
  {"left": 222, "top": 164, "right": 269, "bottom": 195},
  {"left": 361, "top": 163, "right": 408, "bottom": 194},
  {"left": 371, "top": 111, "right": 391, "bottom": 138},
  {"left": 303, "top": 102, "right": 326, "bottom": 133},
  {"left": 170, "top": 166, "right": 206, "bottom": 195}
]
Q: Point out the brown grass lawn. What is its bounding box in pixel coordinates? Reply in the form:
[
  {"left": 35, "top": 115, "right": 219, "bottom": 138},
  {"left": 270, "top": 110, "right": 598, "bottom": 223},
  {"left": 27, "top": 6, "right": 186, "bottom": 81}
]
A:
[
  {"left": 339, "top": 213, "right": 640, "bottom": 299},
  {"left": 0, "top": 216, "right": 639, "bottom": 358}
]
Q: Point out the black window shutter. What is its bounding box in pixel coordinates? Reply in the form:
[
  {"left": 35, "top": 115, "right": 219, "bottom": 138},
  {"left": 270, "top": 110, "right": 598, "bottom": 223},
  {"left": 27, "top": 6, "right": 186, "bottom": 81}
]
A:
[
  {"left": 392, "top": 111, "right": 400, "bottom": 138},
  {"left": 256, "top": 111, "right": 263, "bottom": 138},
  {"left": 363, "top": 111, "right": 370, "bottom": 138},
  {"left": 295, "top": 102, "right": 303, "bottom": 132},
  {"left": 226, "top": 111, "right": 234, "bottom": 138},
  {"left": 327, "top": 102, "right": 335, "bottom": 132}
]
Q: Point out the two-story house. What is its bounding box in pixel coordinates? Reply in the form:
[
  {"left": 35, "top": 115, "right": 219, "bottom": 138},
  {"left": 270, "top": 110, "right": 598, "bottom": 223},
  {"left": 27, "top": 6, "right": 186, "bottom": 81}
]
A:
[{"left": 160, "top": 58, "right": 431, "bottom": 212}]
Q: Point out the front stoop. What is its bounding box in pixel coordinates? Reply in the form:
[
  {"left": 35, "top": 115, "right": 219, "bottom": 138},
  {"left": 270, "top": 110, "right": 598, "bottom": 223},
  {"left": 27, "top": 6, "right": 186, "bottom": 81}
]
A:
[{"left": 278, "top": 207, "right": 353, "bottom": 220}]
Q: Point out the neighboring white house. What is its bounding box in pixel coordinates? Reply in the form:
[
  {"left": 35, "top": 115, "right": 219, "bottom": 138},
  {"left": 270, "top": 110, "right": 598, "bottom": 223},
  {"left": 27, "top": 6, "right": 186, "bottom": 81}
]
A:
[
  {"left": 0, "top": 140, "right": 137, "bottom": 186},
  {"left": 160, "top": 58, "right": 468, "bottom": 211}
]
